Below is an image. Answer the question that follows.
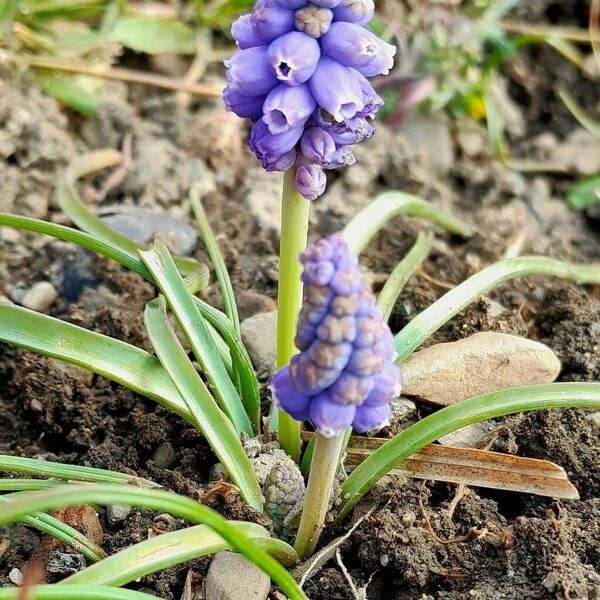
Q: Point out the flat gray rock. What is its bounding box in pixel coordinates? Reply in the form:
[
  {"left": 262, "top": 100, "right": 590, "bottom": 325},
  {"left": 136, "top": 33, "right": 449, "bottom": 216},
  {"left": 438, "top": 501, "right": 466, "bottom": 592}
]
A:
[
  {"left": 240, "top": 310, "right": 277, "bottom": 376},
  {"left": 204, "top": 551, "right": 270, "bottom": 600},
  {"left": 401, "top": 332, "right": 561, "bottom": 406}
]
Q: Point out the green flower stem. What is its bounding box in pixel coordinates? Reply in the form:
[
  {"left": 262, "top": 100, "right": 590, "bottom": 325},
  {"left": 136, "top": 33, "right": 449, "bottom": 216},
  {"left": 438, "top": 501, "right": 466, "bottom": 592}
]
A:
[
  {"left": 394, "top": 256, "right": 600, "bottom": 364},
  {"left": 0, "top": 585, "right": 160, "bottom": 600},
  {"left": 277, "top": 169, "right": 310, "bottom": 463},
  {"left": 294, "top": 432, "right": 346, "bottom": 560},
  {"left": 337, "top": 383, "right": 600, "bottom": 521}
]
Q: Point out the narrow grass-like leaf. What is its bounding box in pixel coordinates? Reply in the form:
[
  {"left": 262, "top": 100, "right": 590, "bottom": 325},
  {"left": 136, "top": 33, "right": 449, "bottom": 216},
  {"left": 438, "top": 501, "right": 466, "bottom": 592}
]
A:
[
  {"left": 377, "top": 231, "right": 433, "bottom": 322},
  {"left": 65, "top": 522, "right": 298, "bottom": 586},
  {"left": 394, "top": 256, "right": 600, "bottom": 363},
  {"left": 0, "top": 484, "right": 307, "bottom": 600},
  {"left": 0, "top": 495, "right": 106, "bottom": 562},
  {"left": 190, "top": 187, "right": 241, "bottom": 333},
  {"left": 0, "top": 455, "right": 155, "bottom": 486},
  {"left": 57, "top": 150, "right": 201, "bottom": 277},
  {"left": 337, "top": 382, "right": 600, "bottom": 520},
  {"left": 566, "top": 173, "right": 600, "bottom": 211},
  {"left": 0, "top": 303, "right": 192, "bottom": 422},
  {"left": 36, "top": 73, "right": 101, "bottom": 117},
  {"left": 143, "top": 298, "right": 262, "bottom": 510},
  {"left": 140, "top": 243, "right": 253, "bottom": 435},
  {"left": 0, "top": 478, "right": 63, "bottom": 492},
  {"left": 559, "top": 89, "right": 600, "bottom": 139},
  {"left": 342, "top": 192, "right": 472, "bottom": 255},
  {"left": 111, "top": 17, "right": 196, "bottom": 54},
  {"left": 0, "top": 585, "right": 164, "bottom": 600}
]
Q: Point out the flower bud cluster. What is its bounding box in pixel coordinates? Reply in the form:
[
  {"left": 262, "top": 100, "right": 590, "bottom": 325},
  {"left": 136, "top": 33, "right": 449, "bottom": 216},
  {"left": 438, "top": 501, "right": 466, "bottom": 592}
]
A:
[
  {"left": 224, "top": 0, "right": 396, "bottom": 200},
  {"left": 271, "top": 234, "right": 403, "bottom": 436}
]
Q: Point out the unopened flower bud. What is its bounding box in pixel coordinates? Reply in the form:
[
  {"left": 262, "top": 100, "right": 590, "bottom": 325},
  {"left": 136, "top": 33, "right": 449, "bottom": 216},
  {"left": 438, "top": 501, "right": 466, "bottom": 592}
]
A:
[{"left": 295, "top": 5, "right": 333, "bottom": 38}]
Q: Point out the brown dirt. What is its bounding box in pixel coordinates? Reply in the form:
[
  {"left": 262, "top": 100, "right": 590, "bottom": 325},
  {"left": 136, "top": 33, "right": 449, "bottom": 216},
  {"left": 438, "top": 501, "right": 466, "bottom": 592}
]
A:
[{"left": 1, "top": 0, "right": 600, "bottom": 597}]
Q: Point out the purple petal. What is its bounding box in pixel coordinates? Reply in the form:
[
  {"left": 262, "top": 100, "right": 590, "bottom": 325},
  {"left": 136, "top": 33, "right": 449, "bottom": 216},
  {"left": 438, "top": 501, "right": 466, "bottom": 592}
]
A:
[
  {"left": 231, "top": 14, "right": 266, "bottom": 49},
  {"left": 352, "top": 402, "right": 390, "bottom": 433},
  {"left": 271, "top": 367, "right": 311, "bottom": 421},
  {"left": 263, "top": 83, "right": 316, "bottom": 134},
  {"left": 251, "top": 2, "right": 295, "bottom": 41},
  {"left": 363, "top": 364, "right": 403, "bottom": 406},
  {"left": 294, "top": 165, "right": 327, "bottom": 201},
  {"left": 332, "top": 0, "right": 374, "bottom": 24},
  {"left": 352, "top": 70, "right": 384, "bottom": 118},
  {"left": 223, "top": 84, "right": 266, "bottom": 119},
  {"left": 321, "top": 22, "right": 396, "bottom": 77},
  {"left": 264, "top": 148, "right": 298, "bottom": 172},
  {"left": 310, "top": 0, "right": 341, "bottom": 7},
  {"left": 224, "top": 47, "right": 278, "bottom": 95},
  {"left": 267, "top": 31, "right": 321, "bottom": 85},
  {"left": 300, "top": 127, "right": 336, "bottom": 164},
  {"left": 275, "top": 0, "right": 308, "bottom": 8},
  {"left": 248, "top": 119, "right": 304, "bottom": 170},
  {"left": 308, "top": 339, "right": 353, "bottom": 372},
  {"left": 324, "top": 146, "right": 356, "bottom": 169},
  {"left": 328, "top": 371, "right": 373, "bottom": 405},
  {"left": 309, "top": 393, "right": 356, "bottom": 437},
  {"left": 309, "top": 58, "right": 365, "bottom": 122},
  {"left": 289, "top": 353, "right": 339, "bottom": 394}
]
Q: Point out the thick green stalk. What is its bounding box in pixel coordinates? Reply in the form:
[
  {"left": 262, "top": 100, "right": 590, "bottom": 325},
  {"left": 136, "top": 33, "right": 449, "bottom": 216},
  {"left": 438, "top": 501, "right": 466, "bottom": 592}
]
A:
[
  {"left": 294, "top": 432, "right": 345, "bottom": 559},
  {"left": 276, "top": 169, "right": 310, "bottom": 462}
]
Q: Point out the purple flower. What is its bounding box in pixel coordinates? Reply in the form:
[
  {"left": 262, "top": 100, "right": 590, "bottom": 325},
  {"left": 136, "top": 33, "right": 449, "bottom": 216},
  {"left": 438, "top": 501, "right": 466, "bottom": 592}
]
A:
[
  {"left": 263, "top": 83, "right": 316, "bottom": 134},
  {"left": 266, "top": 31, "right": 321, "bottom": 85},
  {"left": 321, "top": 22, "right": 396, "bottom": 76},
  {"left": 332, "top": 0, "right": 374, "bottom": 24},
  {"left": 224, "top": 0, "right": 396, "bottom": 199},
  {"left": 224, "top": 47, "right": 278, "bottom": 95},
  {"left": 231, "top": 14, "right": 266, "bottom": 49},
  {"left": 300, "top": 127, "right": 336, "bottom": 164},
  {"left": 294, "top": 165, "right": 327, "bottom": 200},
  {"left": 271, "top": 234, "right": 402, "bottom": 436}
]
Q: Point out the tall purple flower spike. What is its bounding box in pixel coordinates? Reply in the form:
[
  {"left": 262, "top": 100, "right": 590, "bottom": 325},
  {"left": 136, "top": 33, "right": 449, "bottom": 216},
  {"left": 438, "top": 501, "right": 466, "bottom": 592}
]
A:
[
  {"left": 224, "top": 0, "right": 395, "bottom": 201},
  {"left": 270, "top": 233, "right": 403, "bottom": 437}
]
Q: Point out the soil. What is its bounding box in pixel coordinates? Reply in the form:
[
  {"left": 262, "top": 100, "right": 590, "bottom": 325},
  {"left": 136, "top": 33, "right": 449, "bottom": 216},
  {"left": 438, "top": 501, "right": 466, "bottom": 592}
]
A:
[{"left": 1, "top": 0, "right": 600, "bottom": 598}]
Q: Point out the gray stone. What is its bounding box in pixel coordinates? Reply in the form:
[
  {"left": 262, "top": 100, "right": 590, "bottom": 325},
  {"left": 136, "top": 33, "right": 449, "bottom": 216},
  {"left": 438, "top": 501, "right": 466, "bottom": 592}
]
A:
[
  {"left": 8, "top": 568, "right": 22, "bottom": 585},
  {"left": 204, "top": 551, "right": 270, "bottom": 600},
  {"left": 106, "top": 504, "right": 132, "bottom": 525},
  {"left": 401, "top": 332, "right": 561, "bottom": 406},
  {"left": 240, "top": 310, "right": 277, "bottom": 375},
  {"left": 588, "top": 412, "right": 600, "bottom": 428},
  {"left": 22, "top": 281, "right": 57, "bottom": 312},
  {"left": 243, "top": 169, "right": 283, "bottom": 232},
  {"left": 98, "top": 205, "right": 198, "bottom": 255},
  {"left": 46, "top": 551, "right": 86, "bottom": 575},
  {"left": 552, "top": 128, "right": 600, "bottom": 175},
  {"left": 152, "top": 442, "right": 176, "bottom": 469},
  {"left": 389, "top": 397, "right": 417, "bottom": 424}
]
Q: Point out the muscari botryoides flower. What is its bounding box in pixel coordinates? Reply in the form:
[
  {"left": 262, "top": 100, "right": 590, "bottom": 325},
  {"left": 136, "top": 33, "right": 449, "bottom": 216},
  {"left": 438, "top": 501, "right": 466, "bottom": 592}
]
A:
[
  {"left": 224, "top": 0, "right": 396, "bottom": 201},
  {"left": 270, "top": 233, "right": 403, "bottom": 437}
]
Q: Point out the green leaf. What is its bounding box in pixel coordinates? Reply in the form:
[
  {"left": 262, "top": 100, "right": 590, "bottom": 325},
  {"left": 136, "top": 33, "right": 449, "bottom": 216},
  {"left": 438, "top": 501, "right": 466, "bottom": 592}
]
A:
[
  {"left": 559, "top": 89, "right": 600, "bottom": 139},
  {"left": 566, "top": 173, "right": 600, "bottom": 211},
  {"left": 65, "top": 522, "right": 298, "bottom": 586},
  {"left": 110, "top": 16, "right": 196, "bottom": 54},
  {"left": 394, "top": 256, "right": 600, "bottom": 364},
  {"left": 35, "top": 73, "right": 102, "bottom": 117},
  {"left": 342, "top": 191, "right": 472, "bottom": 255},
  {"left": 140, "top": 243, "right": 253, "bottom": 436},
  {"left": 377, "top": 231, "right": 433, "bottom": 322},
  {"left": 0, "top": 478, "right": 63, "bottom": 492},
  {"left": 0, "top": 586, "right": 162, "bottom": 600},
  {"left": 337, "top": 382, "right": 600, "bottom": 520},
  {"left": 0, "top": 303, "right": 192, "bottom": 422},
  {"left": 57, "top": 149, "right": 203, "bottom": 277},
  {"left": 143, "top": 297, "right": 262, "bottom": 510},
  {"left": 0, "top": 484, "right": 307, "bottom": 600},
  {"left": 190, "top": 187, "right": 241, "bottom": 334},
  {"left": 0, "top": 495, "right": 106, "bottom": 563}
]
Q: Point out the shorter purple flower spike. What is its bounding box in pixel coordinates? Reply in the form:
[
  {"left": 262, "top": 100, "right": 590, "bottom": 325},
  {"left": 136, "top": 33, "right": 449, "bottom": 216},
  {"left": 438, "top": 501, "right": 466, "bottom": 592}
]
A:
[
  {"left": 332, "top": 0, "right": 374, "bottom": 24},
  {"left": 271, "top": 234, "right": 403, "bottom": 437},
  {"left": 294, "top": 165, "right": 327, "bottom": 200}
]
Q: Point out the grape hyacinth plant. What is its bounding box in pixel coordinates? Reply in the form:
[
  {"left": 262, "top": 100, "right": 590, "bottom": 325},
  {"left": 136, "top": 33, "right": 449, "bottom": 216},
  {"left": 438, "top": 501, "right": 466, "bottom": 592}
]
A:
[{"left": 224, "top": 0, "right": 397, "bottom": 463}]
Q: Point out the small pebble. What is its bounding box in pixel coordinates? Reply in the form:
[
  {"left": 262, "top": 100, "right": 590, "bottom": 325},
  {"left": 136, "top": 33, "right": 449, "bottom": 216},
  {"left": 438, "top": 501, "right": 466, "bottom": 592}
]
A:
[
  {"left": 8, "top": 568, "right": 22, "bottom": 585},
  {"left": 152, "top": 442, "right": 176, "bottom": 469},
  {"left": 204, "top": 551, "right": 270, "bottom": 600},
  {"left": 21, "top": 281, "right": 57, "bottom": 312},
  {"left": 379, "top": 553, "right": 389, "bottom": 566},
  {"left": 240, "top": 310, "right": 277, "bottom": 375},
  {"left": 46, "top": 551, "right": 86, "bottom": 575},
  {"left": 106, "top": 504, "right": 132, "bottom": 525}
]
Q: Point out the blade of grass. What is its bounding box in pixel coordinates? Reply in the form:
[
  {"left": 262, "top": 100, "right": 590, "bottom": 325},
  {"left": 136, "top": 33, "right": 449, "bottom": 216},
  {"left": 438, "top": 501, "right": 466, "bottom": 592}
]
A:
[
  {"left": 140, "top": 243, "right": 253, "bottom": 435},
  {"left": 190, "top": 186, "right": 240, "bottom": 334},
  {"left": 0, "top": 495, "right": 106, "bottom": 562},
  {"left": 65, "top": 522, "right": 298, "bottom": 586},
  {"left": 337, "top": 382, "right": 600, "bottom": 520},
  {"left": 0, "top": 455, "right": 156, "bottom": 486},
  {"left": 0, "top": 479, "right": 63, "bottom": 492},
  {"left": 377, "top": 232, "right": 433, "bottom": 322},
  {"left": 342, "top": 191, "right": 472, "bottom": 255},
  {"left": 0, "top": 303, "right": 193, "bottom": 423},
  {"left": 0, "top": 484, "right": 307, "bottom": 600},
  {"left": 394, "top": 256, "right": 600, "bottom": 364},
  {"left": 143, "top": 297, "right": 262, "bottom": 510},
  {"left": 0, "top": 587, "right": 159, "bottom": 600},
  {"left": 56, "top": 149, "right": 201, "bottom": 277},
  {"left": 558, "top": 89, "right": 600, "bottom": 139}
]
